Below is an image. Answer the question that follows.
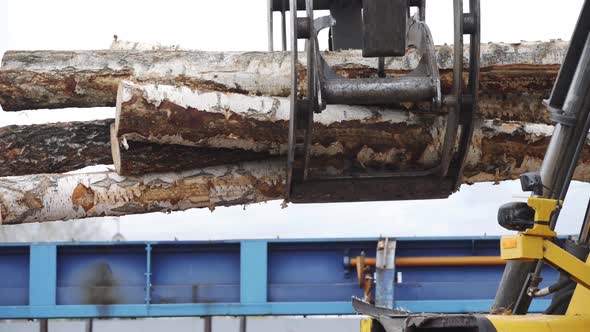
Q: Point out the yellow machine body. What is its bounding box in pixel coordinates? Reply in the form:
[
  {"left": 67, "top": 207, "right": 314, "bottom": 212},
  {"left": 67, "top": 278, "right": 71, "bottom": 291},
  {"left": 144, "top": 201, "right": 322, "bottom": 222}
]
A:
[
  {"left": 360, "top": 197, "right": 590, "bottom": 332},
  {"left": 500, "top": 197, "right": 590, "bottom": 291},
  {"left": 485, "top": 314, "right": 590, "bottom": 331},
  {"left": 484, "top": 254, "right": 590, "bottom": 331},
  {"left": 492, "top": 196, "right": 590, "bottom": 331},
  {"left": 566, "top": 254, "right": 590, "bottom": 317},
  {"left": 500, "top": 234, "right": 544, "bottom": 261}
]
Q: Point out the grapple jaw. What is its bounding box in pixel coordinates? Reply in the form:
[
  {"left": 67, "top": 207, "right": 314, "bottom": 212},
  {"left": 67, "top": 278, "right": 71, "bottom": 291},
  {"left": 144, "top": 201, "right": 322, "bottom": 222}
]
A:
[{"left": 283, "top": 0, "right": 481, "bottom": 203}]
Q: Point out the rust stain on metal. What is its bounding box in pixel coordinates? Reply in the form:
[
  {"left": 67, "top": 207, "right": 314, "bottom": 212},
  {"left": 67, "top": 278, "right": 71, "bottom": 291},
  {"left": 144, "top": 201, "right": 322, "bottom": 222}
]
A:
[
  {"left": 82, "top": 261, "right": 120, "bottom": 306},
  {"left": 71, "top": 183, "right": 96, "bottom": 212}
]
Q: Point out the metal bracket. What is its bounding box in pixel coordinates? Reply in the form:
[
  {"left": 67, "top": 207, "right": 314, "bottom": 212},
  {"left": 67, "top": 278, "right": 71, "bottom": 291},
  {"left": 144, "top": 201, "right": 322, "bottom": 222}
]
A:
[{"left": 375, "top": 238, "right": 397, "bottom": 309}]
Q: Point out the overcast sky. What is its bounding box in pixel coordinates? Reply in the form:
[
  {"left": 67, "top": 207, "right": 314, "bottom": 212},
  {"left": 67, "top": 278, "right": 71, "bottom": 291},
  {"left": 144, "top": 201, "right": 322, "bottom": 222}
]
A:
[{"left": 0, "top": 0, "right": 587, "bottom": 242}]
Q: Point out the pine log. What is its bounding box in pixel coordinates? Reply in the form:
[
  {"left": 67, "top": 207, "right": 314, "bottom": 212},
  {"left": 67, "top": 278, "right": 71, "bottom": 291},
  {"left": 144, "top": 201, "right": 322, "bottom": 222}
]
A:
[{"left": 0, "top": 41, "right": 566, "bottom": 123}]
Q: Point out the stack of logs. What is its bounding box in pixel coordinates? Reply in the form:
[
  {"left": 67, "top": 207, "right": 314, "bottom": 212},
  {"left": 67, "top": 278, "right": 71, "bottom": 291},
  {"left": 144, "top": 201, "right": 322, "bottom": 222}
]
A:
[{"left": 1, "top": 40, "right": 588, "bottom": 224}]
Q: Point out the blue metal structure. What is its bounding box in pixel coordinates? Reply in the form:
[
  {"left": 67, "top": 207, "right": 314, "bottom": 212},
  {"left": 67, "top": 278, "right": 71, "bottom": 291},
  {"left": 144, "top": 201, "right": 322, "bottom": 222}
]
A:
[{"left": 0, "top": 237, "right": 558, "bottom": 319}]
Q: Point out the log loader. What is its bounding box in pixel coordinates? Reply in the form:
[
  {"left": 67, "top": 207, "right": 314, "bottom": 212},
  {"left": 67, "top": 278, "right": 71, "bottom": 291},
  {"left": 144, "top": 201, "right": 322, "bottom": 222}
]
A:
[{"left": 270, "top": 0, "right": 590, "bottom": 330}]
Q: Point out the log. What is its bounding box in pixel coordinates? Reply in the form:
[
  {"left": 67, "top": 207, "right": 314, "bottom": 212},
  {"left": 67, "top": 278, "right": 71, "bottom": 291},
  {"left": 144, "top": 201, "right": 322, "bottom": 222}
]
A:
[
  {"left": 114, "top": 81, "right": 590, "bottom": 180},
  {"left": 110, "top": 125, "right": 271, "bottom": 175},
  {"left": 0, "top": 160, "right": 284, "bottom": 224},
  {"left": 2, "top": 122, "right": 590, "bottom": 224},
  {"left": 0, "top": 41, "right": 566, "bottom": 123},
  {"left": 1, "top": 114, "right": 585, "bottom": 180},
  {"left": 2, "top": 113, "right": 588, "bottom": 182},
  {"left": 114, "top": 81, "right": 440, "bottom": 176},
  {"left": 0, "top": 119, "right": 271, "bottom": 176},
  {"left": 0, "top": 120, "right": 113, "bottom": 176},
  {"left": 465, "top": 120, "right": 590, "bottom": 184}
]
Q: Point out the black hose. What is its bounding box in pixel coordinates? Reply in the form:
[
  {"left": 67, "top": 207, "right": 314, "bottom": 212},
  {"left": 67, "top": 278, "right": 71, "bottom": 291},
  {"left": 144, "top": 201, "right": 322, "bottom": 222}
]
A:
[
  {"left": 548, "top": 278, "right": 572, "bottom": 293},
  {"left": 532, "top": 277, "right": 572, "bottom": 298},
  {"left": 545, "top": 238, "right": 590, "bottom": 315}
]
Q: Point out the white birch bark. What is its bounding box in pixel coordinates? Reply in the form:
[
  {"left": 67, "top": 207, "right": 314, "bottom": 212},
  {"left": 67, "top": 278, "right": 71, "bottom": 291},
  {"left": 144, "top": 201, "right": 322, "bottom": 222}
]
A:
[
  {"left": 0, "top": 40, "right": 567, "bottom": 118},
  {"left": 0, "top": 160, "right": 284, "bottom": 224}
]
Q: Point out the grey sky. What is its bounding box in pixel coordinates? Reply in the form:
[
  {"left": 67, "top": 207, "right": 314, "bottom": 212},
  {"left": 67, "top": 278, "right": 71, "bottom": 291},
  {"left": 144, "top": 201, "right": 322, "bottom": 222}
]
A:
[{"left": 0, "top": 0, "right": 587, "bottom": 242}]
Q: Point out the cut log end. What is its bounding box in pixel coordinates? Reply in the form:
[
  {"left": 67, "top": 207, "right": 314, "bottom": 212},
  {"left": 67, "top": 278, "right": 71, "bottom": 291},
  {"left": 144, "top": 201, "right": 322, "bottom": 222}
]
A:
[
  {"left": 114, "top": 81, "right": 129, "bottom": 135},
  {"left": 110, "top": 124, "right": 123, "bottom": 174}
]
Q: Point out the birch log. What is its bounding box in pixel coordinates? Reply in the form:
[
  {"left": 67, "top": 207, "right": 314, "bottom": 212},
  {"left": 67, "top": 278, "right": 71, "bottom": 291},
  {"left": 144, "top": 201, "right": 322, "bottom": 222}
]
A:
[
  {"left": 0, "top": 160, "right": 284, "bottom": 224},
  {"left": 0, "top": 116, "right": 582, "bottom": 180},
  {"left": 110, "top": 125, "right": 271, "bottom": 175},
  {"left": 2, "top": 113, "right": 590, "bottom": 223},
  {"left": 114, "top": 81, "right": 590, "bottom": 180},
  {"left": 0, "top": 41, "right": 566, "bottom": 123},
  {"left": 1, "top": 114, "right": 587, "bottom": 181},
  {"left": 0, "top": 119, "right": 272, "bottom": 176},
  {"left": 114, "top": 80, "right": 441, "bottom": 176},
  {"left": 2, "top": 124, "right": 590, "bottom": 224}
]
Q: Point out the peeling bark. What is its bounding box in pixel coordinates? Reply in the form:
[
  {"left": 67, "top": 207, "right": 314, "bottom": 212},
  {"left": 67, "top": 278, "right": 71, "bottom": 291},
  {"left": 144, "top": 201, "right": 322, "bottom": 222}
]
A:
[
  {"left": 110, "top": 38, "right": 182, "bottom": 51},
  {"left": 1, "top": 41, "right": 566, "bottom": 123},
  {"left": 2, "top": 114, "right": 576, "bottom": 180},
  {"left": 0, "top": 119, "right": 270, "bottom": 176},
  {"left": 2, "top": 124, "right": 590, "bottom": 224},
  {"left": 114, "top": 81, "right": 441, "bottom": 176},
  {"left": 465, "top": 120, "right": 590, "bottom": 183},
  {"left": 110, "top": 124, "right": 271, "bottom": 175},
  {"left": 2, "top": 101, "right": 590, "bottom": 223},
  {"left": 115, "top": 81, "right": 590, "bottom": 181},
  {"left": 0, "top": 160, "right": 285, "bottom": 224},
  {"left": 0, "top": 120, "right": 113, "bottom": 176}
]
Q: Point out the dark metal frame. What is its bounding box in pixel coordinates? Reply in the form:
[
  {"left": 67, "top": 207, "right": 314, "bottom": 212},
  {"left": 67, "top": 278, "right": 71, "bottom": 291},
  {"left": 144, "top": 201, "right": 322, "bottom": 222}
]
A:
[
  {"left": 279, "top": 0, "right": 480, "bottom": 203},
  {"left": 267, "top": 0, "right": 290, "bottom": 51}
]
